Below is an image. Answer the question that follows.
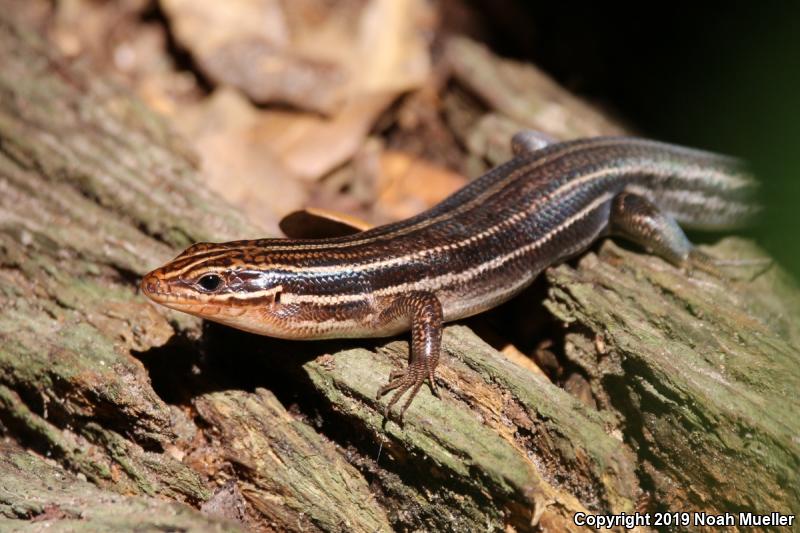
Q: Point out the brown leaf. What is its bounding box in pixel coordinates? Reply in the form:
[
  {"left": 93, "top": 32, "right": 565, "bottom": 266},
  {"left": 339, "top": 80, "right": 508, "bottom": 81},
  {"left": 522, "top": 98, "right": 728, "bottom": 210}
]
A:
[
  {"left": 253, "top": 92, "right": 395, "bottom": 181},
  {"left": 173, "top": 89, "right": 309, "bottom": 233},
  {"left": 376, "top": 150, "right": 467, "bottom": 220},
  {"left": 279, "top": 207, "right": 373, "bottom": 239},
  {"left": 161, "top": 0, "right": 432, "bottom": 115}
]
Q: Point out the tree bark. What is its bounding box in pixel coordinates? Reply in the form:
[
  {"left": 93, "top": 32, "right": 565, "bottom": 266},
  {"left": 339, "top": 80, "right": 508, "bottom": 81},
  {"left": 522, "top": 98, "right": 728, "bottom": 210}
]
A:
[{"left": 0, "top": 15, "right": 797, "bottom": 533}]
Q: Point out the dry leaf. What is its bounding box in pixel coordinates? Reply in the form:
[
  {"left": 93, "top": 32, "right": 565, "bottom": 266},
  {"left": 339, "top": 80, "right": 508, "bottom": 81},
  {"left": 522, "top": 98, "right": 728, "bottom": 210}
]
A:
[
  {"left": 174, "top": 89, "right": 309, "bottom": 234},
  {"left": 279, "top": 207, "right": 373, "bottom": 239},
  {"left": 161, "top": 0, "right": 432, "bottom": 115},
  {"left": 500, "top": 343, "right": 549, "bottom": 378},
  {"left": 376, "top": 150, "right": 467, "bottom": 220},
  {"left": 252, "top": 92, "right": 395, "bottom": 181}
]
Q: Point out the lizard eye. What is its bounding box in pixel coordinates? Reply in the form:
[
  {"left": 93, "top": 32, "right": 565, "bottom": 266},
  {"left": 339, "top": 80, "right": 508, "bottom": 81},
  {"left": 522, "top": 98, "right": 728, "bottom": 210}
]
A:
[{"left": 197, "top": 273, "right": 223, "bottom": 292}]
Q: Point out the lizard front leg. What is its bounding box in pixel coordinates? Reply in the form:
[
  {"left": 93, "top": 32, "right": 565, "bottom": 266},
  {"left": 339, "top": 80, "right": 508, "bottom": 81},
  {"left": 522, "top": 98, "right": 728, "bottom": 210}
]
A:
[
  {"left": 375, "top": 291, "right": 443, "bottom": 420},
  {"left": 510, "top": 129, "right": 557, "bottom": 155}
]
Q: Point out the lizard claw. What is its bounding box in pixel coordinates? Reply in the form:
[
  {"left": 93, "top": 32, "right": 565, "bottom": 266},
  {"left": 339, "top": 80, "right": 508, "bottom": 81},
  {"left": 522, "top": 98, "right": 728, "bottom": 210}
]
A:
[
  {"left": 686, "top": 249, "right": 772, "bottom": 281},
  {"left": 376, "top": 362, "right": 431, "bottom": 421}
]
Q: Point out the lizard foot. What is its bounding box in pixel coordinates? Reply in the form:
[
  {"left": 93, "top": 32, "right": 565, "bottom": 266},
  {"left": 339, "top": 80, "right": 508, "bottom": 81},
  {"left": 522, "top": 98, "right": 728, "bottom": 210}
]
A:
[
  {"left": 686, "top": 249, "right": 773, "bottom": 280},
  {"left": 376, "top": 362, "right": 433, "bottom": 422}
]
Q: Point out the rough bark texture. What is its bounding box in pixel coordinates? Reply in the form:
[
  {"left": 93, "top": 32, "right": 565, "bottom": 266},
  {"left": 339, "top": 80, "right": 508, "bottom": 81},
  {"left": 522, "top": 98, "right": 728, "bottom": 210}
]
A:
[
  {"left": 0, "top": 15, "right": 797, "bottom": 533},
  {"left": 0, "top": 441, "right": 242, "bottom": 532}
]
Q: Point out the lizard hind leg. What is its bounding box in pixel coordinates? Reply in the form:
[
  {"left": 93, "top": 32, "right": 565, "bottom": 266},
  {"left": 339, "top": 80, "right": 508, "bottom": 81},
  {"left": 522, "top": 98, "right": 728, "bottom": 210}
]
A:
[
  {"left": 375, "top": 292, "right": 443, "bottom": 421},
  {"left": 610, "top": 191, "right": 719, "bottom": 275}
]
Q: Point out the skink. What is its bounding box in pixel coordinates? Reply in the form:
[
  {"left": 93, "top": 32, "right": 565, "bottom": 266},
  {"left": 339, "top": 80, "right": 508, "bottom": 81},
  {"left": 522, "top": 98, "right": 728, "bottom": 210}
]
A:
[{"left": 141, "top": 134, "right": 758, "bottom": 418}]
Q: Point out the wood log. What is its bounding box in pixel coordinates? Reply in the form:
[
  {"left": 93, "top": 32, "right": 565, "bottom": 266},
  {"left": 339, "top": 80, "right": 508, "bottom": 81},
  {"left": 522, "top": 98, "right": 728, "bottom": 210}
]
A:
[
  {"left": 0, "top": 13, "right": 797, "bottom": 533},
  {"left": 0, "top": 440, "right": 244, "bottom": 531}
]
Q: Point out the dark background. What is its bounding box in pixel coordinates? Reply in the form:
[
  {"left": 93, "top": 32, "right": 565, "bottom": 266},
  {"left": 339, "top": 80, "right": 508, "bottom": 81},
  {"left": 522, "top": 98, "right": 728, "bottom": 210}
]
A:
[{"left": 471, "top": 2, "right": 800, "bottom": 278}]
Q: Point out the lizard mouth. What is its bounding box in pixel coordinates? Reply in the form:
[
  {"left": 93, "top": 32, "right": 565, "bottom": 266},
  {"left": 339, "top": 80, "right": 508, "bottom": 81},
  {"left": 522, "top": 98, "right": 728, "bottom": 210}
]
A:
[
  {"left": 140, "top": 271, "right": 165, "bottom": 299},
  {"left": 140, "top": 270, "right": 197, "bottom": 307}
]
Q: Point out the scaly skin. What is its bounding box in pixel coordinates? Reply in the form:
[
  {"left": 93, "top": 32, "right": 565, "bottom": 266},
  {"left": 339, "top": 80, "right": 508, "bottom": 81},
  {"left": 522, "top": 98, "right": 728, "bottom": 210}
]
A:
[{"left": 142, "top": 135, "right": 758, "bottom": 418}]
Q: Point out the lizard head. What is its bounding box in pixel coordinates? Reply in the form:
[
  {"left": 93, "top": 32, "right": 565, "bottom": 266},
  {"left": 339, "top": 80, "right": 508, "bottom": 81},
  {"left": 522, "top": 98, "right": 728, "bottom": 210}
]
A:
[{"left": 141, "top": 241, "right": 290, "bottom": 336}]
